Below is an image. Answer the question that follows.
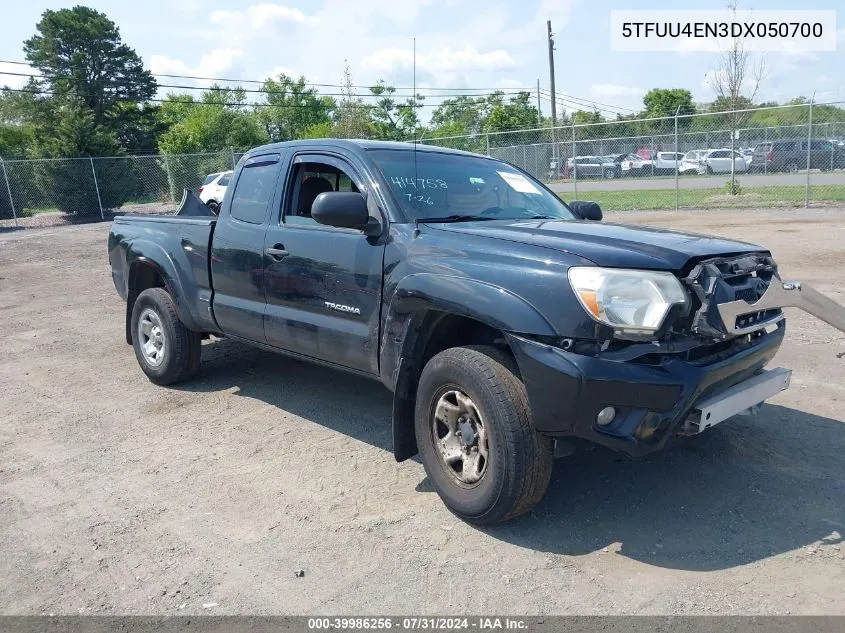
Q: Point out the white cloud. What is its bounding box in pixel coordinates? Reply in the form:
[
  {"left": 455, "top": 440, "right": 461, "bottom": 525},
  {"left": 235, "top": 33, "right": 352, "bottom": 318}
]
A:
[
  {"left": 149, "top": 48, "right": 244, "bottom": 78},
  {"left": 590, "top": 83, "right": 643, "bottom": 98},
  {"left": 260, "top": 66, "right": 300, "bottom": 81},
  {"left": 362, "top": 45, "right": 517, "bottom": 73},
  {"left": 210, "top": 3, "right": 315, "bottom": 30}
]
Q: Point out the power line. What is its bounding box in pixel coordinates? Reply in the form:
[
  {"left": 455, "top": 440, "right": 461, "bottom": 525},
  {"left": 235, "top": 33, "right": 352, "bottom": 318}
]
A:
[
  {"left": 0, "top": 70, "right": 530, "bottom": 101},
  {"left": 0, "top": 59, "right": 537, "bottom": 93},
  {"left": 0, "top": 86, "right": 446, "bottom": 109},
  {"left": 539, "top": 89, "right": 638, "bottom": 116}
]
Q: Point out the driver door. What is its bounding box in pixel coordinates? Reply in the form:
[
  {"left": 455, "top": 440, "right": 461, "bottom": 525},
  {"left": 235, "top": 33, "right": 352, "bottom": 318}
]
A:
[{"left": 262, "top": 152, "right": 386, "bottom": 375}]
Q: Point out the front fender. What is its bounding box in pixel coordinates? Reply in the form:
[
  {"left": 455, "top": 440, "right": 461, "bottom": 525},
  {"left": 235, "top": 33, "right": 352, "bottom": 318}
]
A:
[
  {"left": 383, "top": 274, "right": 557, "bottom": 462},
  {"left": 389, "top": 273, "right": 557, "bottom": 338}
]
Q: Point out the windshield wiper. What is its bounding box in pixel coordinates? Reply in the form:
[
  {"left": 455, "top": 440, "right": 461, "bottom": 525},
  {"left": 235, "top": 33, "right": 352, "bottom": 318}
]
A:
[{"left": 415, "top": 214, "right": 498, "bottom": 224}]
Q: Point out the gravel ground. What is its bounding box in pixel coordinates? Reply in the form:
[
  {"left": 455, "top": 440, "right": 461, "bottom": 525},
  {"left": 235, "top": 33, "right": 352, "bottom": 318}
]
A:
[{"left": 1, "top": 208, "right": 844, "bottom": 616}]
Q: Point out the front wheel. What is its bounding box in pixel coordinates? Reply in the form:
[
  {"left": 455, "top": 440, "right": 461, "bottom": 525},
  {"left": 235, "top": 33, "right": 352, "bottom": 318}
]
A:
[
  {"left": 415, "top": 346, "right": 554, "bottom": 525},
  {"left": 603, "top": 168, "right": 616, "bottom": 179},
  {"left": 131, "top": 288, "right": 202, "bottom": 385}
]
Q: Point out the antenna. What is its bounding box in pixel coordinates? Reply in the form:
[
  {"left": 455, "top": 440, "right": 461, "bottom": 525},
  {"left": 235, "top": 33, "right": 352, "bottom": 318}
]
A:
[{"left": 412, "top": 36, "right": 420, "bottom": 234}]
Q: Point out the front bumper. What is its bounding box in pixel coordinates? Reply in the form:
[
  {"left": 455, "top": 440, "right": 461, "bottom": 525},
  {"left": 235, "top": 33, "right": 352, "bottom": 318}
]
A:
[{"left": 506, "top": 324, "right": 785, "bottom": 457}]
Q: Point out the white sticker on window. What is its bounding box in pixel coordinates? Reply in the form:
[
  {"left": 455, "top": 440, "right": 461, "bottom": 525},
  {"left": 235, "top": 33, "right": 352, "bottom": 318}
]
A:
[{"left": 497, "top": 171, "right": 541, "bottom": 195}]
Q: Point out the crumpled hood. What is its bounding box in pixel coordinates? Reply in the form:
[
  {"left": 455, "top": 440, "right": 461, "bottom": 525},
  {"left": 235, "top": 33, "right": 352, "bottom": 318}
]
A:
[{"left": 425, "top": 218, "right": 767, "bottom": 271}]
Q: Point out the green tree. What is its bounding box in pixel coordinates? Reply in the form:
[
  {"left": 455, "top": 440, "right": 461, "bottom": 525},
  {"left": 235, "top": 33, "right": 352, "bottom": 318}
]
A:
[
  {"left": 485, "top": 92, "right": 540, "bottom": 133},
  {"left": 368, "top": 81, "right": 423, "bottom": 140},
  {"left": 257, "top": 74, "right": 335, "bottom": 142},
  {"left": 642, "top": 88, "right": 695, "bottom": 118},
  {"left": 24, "top": 6, "right": 156, "bottom": 126},
  {"left": 429, "top": 95, "right": 489, "bottom": 138},
  {"left": 332, "top": 60, "right": 374, "bottom": 139},
  {"left": 157, "top": 87, "right": 267, "bottom": 154}
]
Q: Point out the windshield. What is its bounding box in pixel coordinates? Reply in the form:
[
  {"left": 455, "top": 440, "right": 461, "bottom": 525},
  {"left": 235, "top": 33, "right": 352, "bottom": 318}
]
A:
[{"left": 367, "top": 149, "right": 576, "bottom": 222}]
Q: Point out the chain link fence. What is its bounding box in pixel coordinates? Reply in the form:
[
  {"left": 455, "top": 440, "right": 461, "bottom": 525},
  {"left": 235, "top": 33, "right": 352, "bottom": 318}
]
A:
[
  {"left": 421, "top": 101, "right": 845, "bottom": 213},
  {"left": 0, "top": 149, "right": 238, "bottom": 226},
  {"left": 1, "top": 102, "right": 844, "bottom": 227}
]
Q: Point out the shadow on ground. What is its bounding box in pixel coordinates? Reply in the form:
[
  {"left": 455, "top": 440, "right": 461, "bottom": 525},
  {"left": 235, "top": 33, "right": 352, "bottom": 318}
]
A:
[{"left": 180, "top": 338, "right": 845, "bottom": 572}]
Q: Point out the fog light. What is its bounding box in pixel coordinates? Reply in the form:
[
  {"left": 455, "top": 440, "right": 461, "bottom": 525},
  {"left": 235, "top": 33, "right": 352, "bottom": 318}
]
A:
[{"left": 596, "top": 406, "right": 616, "bottom": 426}]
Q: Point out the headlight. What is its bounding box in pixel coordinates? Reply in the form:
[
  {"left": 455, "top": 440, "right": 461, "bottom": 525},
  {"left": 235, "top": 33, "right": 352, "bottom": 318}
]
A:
[{"left": 568, "top": 267, "right": 688, "bottom": 333}]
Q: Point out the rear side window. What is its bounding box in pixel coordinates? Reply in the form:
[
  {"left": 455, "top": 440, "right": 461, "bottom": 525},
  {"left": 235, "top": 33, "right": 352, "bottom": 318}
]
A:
[
  {"left": 218, "top": 174, "right": 231, "bottom": 186},
  {"left": 230, "top": 155, "right": 280, "bottom": 224},
  {"left": 202, "top": 173, "right": 217, "bottom": 186},
  {"left": 773, "top": 141, "right": 795, "bottom": 151}
]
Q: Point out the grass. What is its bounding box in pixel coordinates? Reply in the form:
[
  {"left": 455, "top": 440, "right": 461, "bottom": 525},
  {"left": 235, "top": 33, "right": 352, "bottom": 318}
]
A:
[{"left": 560, "top": 185, "right": 845, "bottom": 211}]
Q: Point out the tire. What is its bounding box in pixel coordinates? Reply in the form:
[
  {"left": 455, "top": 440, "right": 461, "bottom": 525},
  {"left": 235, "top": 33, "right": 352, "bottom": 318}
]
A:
[
  {"left": 603, "top": 168, "right": 616, "bottom": 179},
  {"left": 785, "top": 161, "right": 800, "bottom": 173},
  {"left": 414, "top": 345, "right": 554, "bottom": 525},
  {"left": 131, "top": 288, "right": 202, "bottom": 386},
  {"left": 706, "top": 165, "right": 714, "bottom": 175},
  {"left": 206, "top": 200, "right": 220, "bottom": 214}
]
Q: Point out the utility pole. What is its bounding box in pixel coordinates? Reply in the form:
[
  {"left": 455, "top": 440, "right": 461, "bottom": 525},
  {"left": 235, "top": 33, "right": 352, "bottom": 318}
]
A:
[
  {"left": 547, "top": 20, "right": 558, "bottom": 163},
  {"left": 547, "top": 20, "right": 557, "bottom": 127}
]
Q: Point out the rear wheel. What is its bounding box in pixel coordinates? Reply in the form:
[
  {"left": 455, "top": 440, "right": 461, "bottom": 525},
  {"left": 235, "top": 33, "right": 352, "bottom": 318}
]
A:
[
  {"left": 206, "top": 200, "right": 220, "bottom": 214},
  {"left": 415, "top": 345, "right": 554, "bottom": 525},
  {"left": 785, "top": 160, "right": 800, "bottom": 173},
  {"left": 603, "top": 168, "right": 616, "bottom": 179},
  {"left": 131, "top": 288, "right": 201, "bottom": 385}
]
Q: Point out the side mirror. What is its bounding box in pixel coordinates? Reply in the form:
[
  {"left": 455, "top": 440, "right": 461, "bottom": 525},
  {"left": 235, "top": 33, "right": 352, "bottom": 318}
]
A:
[
  {"left": 311, "top": 191, "right": 370, "bottom": 229},
  {"left": 569, "top": 200, "right": 603, "bottom": 221}
]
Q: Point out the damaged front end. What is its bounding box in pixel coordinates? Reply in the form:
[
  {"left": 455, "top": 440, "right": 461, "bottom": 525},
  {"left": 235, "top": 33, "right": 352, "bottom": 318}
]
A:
[
  {"left": 509, "top": 252, "right": 845, "bottom": 456},
  {"left": 683, "top": 252, "right": 845, "bottom": 340}
]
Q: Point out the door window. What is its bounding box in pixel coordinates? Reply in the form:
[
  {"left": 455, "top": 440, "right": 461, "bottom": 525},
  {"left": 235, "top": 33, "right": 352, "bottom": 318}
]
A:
[
  {"left": 285, "top": 159, "right": 361, "bottom": 225},
  {"left": 230, "top": 155, "right": 280, "bottom": 224}
]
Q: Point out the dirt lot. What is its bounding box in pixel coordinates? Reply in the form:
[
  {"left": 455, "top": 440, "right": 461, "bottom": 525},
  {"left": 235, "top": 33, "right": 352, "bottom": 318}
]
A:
[{"left": 1, "top": 208, "right": 844, "bottom": 615}]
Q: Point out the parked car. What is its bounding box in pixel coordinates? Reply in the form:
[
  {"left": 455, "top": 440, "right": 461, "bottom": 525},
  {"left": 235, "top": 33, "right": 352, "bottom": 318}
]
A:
[
  {"left": 108, "top": 139, "right": 845, "bottom": 524},
  {"left": 620, "top": 153, "right": 650, "bottom": 176},
  {"left": 198, "top": 170, "right": 232, "bottom": 213},
  {"left": 701, "top": 149, "right": 749, "bottom": 174},
  {"left": 653, "top": 151, "right": 685, "bottom": 174},
  {"left": 679, "top": 150, "right": 708, "bottom": 175},
  {"left": 571, "top": 155, "right": 620, "bottom": 179},
  {"left": 752, "top": 139, "right": 845, "bottom": 173}
]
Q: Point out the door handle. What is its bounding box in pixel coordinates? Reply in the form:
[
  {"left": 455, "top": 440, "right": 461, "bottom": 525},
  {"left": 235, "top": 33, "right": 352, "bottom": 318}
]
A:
[{"left": 265, "top": 245, "right": 289, "bottom": 259}]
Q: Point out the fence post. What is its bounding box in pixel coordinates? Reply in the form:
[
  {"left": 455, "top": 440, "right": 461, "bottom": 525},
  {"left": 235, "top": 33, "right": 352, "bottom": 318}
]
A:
[
  {"left": 763, "top": 127, "right": 768, "bottom": 175},
  {"left": 485, "top": 134, "right": 490, "bottom": 156},
  {"left": 162, "top": 152, "right": 176, "bottom": 206},
  {"left": 230, "top": 147, "right": 237, "bottom": 170},
  {"left": 805, "top": 98, "right": 813, "bottom": 209},
  {"left": 650, "top": 135, "right": 655, "bottom": 176},
  {"left": 674, "top": 106, "right": 680, "bottom": 211},
  {"left": 1, "top": 158, "right": 18, "bottom": 227},
  {"left": 571, "top": 122, "right": 578, "bottom": 201},
  {"left": 89, "top": 157, "right": 104, "bottom": 220}
]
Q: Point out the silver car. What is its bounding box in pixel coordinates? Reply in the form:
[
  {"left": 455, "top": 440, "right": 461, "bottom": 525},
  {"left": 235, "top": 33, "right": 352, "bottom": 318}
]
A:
[{"left": 702, "top": 149, "right": 749, "bottom": 174}]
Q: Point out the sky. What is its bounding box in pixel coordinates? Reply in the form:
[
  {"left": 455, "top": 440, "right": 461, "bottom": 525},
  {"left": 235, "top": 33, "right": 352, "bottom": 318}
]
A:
[{"left": 0, "top": 0, "right": 843, "bottom": 122}]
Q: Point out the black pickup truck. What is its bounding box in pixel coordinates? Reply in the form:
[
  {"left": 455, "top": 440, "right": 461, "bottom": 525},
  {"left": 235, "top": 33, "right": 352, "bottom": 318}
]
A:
[{"left": 108, "top": 139, "right": 845, "bottom": 524}]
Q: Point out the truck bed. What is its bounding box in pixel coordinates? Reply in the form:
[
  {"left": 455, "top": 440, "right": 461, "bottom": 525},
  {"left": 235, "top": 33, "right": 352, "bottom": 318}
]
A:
[{"left": 108, "top": 213, "right": 218, "bottom": 335}]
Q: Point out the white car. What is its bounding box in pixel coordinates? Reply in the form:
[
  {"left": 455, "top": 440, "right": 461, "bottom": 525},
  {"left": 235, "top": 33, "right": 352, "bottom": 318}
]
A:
[
  {"left": 701, "top": 149, "right": 749, "bottom": 174},
  {"left": 198, "top": 170, "right": 232, "bottom": 213},
  {"left": 653, "top": 151, "right": 685, "bottom": 173},
  {"left": 619, "top": 153, "right": 652, "bottom": 176},
  {"left": 679, "top": 150, "right": 709, "bottom": 175}
]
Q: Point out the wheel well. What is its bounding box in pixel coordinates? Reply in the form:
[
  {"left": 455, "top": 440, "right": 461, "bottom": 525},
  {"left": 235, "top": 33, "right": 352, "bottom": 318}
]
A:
[
  {"left": 391, "top": 311, "right": 516, "bottom": 462},
  {"left": 125, "top": 261, "right": 167, "bottom": 344},
  {"left": 418, "top": 313, "right": 511, "bottom": 375}
]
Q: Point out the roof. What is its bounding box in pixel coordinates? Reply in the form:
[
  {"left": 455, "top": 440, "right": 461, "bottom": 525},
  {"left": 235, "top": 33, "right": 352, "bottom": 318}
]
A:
[{"left": 241, "top": 138, "right": 484, "bottom": 159}]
